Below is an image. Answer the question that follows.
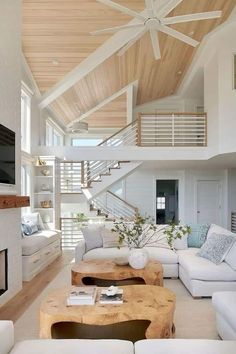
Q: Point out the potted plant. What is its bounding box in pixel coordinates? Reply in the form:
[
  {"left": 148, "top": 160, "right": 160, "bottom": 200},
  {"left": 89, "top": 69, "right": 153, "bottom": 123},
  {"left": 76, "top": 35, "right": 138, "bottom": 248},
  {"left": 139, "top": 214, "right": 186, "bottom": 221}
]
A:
[
  {"left": 75, "top": 213, "right": 89, "bottom": 229},
  {"left": 112, "top": 214, "right": 162, "bottom": 269}
]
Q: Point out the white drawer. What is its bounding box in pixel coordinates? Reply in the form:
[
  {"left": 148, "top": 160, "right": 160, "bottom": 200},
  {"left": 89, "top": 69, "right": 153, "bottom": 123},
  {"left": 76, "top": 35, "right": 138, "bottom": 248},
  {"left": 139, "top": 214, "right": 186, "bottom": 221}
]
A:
[{"left": 22, "top": 252, "right": 42, "bottom": 274}]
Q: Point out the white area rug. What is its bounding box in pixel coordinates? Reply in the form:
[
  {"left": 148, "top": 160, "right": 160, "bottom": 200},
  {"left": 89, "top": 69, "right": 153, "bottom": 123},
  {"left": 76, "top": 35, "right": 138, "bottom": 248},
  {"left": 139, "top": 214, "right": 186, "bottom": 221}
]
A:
[{"left": 14, "top": 266, "right": 218, "bottom": 342}]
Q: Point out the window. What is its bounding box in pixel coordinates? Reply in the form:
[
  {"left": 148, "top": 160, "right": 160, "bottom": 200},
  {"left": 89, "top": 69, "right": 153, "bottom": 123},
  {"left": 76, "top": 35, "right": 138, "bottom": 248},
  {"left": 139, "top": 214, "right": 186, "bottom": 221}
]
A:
[
  {"left": 21, "top": 88, "right": 31, "bottom": 153},
  {"left": 157, "top": 197, "right": 166, "bottom": 210},
  {"left": 71, "top": 138, "right": 102, "bottom": 146},
  {"left": 46, "top": 119, "right": 64, "bottom": 146},
  {"left": 234, "top": 54, "right": 236, "bottom": 90}
]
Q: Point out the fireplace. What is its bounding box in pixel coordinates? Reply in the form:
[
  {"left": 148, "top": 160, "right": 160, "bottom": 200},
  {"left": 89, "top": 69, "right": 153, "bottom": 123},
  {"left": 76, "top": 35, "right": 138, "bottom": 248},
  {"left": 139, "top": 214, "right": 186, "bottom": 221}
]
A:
[{"left": 0, "top": 249, "right": 8, "bottom": 296}]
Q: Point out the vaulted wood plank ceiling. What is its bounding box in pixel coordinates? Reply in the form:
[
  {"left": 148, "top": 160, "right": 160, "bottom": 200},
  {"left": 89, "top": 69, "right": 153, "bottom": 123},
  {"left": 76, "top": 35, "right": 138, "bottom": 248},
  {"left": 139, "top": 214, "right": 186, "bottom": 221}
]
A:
[{"left": 22, "top": 1, "right": 236, "bottom": 126}]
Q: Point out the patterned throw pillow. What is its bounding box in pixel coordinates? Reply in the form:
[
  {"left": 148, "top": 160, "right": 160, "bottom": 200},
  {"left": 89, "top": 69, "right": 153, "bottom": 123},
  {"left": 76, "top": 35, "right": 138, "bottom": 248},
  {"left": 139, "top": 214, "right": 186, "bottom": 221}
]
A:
[
  {"left": 187, "top": 224, "right": 210, "bottom": 248},
  {"left": 197, "top": 233, "right": 235, "bottom": 264},
  {"left": 21, "top": 221, "right": 39, "bottom": 236}
]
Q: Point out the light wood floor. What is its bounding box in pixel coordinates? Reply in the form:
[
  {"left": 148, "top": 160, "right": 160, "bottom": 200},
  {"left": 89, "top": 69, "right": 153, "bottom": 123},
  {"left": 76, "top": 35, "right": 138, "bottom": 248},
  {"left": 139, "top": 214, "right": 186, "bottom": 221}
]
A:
[{"left": 0, "top": 251, "right": 74, "bottom": 322}]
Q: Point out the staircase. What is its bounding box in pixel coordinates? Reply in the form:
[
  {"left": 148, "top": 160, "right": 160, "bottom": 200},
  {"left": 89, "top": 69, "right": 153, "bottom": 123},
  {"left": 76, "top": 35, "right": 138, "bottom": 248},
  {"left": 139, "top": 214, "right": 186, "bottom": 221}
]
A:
[
  {"left": 81, "top": 160, "right": 142, "bottom": 200},
  {"left": 91, "top": 190, "right": 139, "bottom": 221}
]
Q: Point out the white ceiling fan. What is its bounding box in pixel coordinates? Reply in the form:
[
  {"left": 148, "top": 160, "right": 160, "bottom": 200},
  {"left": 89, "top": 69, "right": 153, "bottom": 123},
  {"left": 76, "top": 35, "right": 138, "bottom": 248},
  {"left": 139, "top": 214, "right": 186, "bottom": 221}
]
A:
[{"left": 91, "top": 0, "right": 222, "bottom": 60}]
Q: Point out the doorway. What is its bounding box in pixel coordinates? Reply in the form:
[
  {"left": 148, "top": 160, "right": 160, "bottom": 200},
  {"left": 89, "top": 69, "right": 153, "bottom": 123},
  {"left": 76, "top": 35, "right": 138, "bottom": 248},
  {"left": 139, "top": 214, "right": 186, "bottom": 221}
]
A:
[
  {"left": 156, "top": 180, "right": 179, "bottom": 224},
  {"left": 196, "top": 180, "right": 222, "bottom": 224}
]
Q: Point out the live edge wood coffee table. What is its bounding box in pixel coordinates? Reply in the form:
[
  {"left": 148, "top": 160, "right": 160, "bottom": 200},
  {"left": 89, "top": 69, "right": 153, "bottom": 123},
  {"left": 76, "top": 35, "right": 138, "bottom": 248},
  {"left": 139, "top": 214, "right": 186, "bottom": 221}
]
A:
[
  {"left": 71, "top": 260, "right": 163, "bottom": 287},
  {"left": 39, "top": 285, "right": 176, "bottom": 340}
]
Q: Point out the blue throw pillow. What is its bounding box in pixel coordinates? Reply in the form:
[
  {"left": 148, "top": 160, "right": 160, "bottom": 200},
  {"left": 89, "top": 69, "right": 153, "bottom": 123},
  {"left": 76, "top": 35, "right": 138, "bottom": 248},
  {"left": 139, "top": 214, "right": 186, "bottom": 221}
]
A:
[
  {"left": 21, "top": 221, "right": 38, "bottom": 236},
  {"left": 187, "top": 224, "right": 210, "bottom": 248}
]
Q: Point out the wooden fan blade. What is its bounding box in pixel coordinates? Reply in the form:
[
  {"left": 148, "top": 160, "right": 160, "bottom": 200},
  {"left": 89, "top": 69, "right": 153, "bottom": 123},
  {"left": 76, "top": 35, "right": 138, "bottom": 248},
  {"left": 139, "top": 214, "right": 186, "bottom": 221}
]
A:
[
  {"left": 163, "top": 11, "right": 222, "bottom": 25},
  {"left": 117, "top": 29, "right": 147, "bottom": 56},
  {"left": 159, "top": 25, "right": 199, "bottom": 47},
  {"left": 91, "top": 23, "right": 144, "bottom": 35},
  {"left": 149, "top": 30, "right": 161, "bottom": 60},
  {"left": 157, "top": 0, "right": 184, "bottom": 18},
  {"left": 96, "top": 0, "right": 146, "bottom": 21}
]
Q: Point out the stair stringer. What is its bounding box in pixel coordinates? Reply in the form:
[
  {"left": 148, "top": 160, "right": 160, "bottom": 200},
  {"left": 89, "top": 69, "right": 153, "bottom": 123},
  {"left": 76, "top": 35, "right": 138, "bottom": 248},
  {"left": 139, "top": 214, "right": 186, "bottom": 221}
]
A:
[{"left": 82, "top": 161, "right": 142, "bottom": 201}]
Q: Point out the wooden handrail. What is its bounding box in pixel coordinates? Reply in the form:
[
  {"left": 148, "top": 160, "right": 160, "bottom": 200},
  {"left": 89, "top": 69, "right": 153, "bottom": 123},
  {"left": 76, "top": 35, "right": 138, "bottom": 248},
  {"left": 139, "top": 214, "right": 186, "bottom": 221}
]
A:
[
  {"left": 98, "top": 119, "right": 137, "bottom": 146},
  {"left": 107, "top": 191, "right": 139, "bottom": 214}
]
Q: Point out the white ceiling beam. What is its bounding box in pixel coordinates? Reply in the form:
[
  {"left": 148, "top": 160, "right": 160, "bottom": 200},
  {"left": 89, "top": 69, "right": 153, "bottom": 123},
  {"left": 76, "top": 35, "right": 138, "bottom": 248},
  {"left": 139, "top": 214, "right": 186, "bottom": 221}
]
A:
[
  {"left": 67, "top": 81, "right": 139, "bottom": 128},
  {"left": 39, "top": 8, "right": 150, "bottom": 109}
]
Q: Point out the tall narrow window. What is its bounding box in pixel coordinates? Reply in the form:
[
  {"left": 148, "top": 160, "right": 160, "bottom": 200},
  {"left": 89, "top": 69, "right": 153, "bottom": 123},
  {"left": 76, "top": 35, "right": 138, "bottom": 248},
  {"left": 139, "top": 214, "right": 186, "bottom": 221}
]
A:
[
  {"left": 234, "top": 54, "right": 236, "bottom": 90},
  {"left": 21, "top": 88, "right": 31, "bottom": 153},
  {"left": 46, "top": 119, "right": 64, "bottom": 146}
]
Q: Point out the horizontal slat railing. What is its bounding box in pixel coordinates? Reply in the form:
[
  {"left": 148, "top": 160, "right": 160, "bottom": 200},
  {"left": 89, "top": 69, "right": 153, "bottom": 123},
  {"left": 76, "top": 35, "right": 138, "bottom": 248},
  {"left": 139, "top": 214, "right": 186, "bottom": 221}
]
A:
[
  {"left": 83, "top": 160, "right": 119, "bottom": 186},
  {"left": 139, "top": 113, "right": 207, "bottom": 147},
  {"left": 60, "top": 218, "right": 84, "bottom": 249},
  {"left": 92, "top": 190, "right": 138, "bottom": 221},
  {"left": 60, "top": 161, "right": 83, "bottom": 193},
  {"left": 98, "top": 120, "right": 138, "bottom": 147},
  {"left": 98, "top": 113, "right": 207, "bottom": 148},
  {"left": 231, "top": 212, "right": 236, "bottom": 233}
]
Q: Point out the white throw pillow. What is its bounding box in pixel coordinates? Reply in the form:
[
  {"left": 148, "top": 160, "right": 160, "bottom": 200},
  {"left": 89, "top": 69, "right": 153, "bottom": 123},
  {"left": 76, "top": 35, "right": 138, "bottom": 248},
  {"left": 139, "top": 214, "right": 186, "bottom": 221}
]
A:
[
  {"left": 81, "top": 226, "right": 104, "bottom": 252},
  {"left": 22, "top": 212, "right": 44, "bottom": 231},
  {"left": 145, "top": 225, "right": 170, "bottom": 249},
  {"left": 173, "top": 234, "right": 188, "bottom": 250},
  {"left": 101, "top": 227, "right": 120, "bottom": 248}
]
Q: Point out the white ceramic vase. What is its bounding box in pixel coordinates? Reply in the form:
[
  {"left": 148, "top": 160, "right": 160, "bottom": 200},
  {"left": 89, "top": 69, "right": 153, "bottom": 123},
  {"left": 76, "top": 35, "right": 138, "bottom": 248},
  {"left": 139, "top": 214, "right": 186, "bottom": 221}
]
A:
[{"left": 128, "top": 248, "right": 149, "bottom": 269}]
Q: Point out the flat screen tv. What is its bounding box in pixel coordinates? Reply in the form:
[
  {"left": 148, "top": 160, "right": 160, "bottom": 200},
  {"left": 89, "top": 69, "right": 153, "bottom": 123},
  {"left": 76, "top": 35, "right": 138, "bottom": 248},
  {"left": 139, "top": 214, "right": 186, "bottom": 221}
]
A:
[{"left": 0, "top": 124, "right": 15, "bottom": 185}]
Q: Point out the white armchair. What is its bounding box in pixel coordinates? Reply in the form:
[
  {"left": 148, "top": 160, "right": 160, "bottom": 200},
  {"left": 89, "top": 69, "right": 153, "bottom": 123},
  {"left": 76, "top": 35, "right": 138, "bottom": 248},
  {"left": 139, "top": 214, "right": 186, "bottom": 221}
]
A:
[{"left": 0, "top": 321, "right": 14, "bottom": 354}]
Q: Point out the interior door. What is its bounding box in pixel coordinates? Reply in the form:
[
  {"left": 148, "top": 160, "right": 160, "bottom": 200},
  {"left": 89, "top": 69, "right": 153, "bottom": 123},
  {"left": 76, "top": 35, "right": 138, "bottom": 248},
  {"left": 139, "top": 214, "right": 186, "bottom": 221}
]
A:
[{"left": 196, "top": 180, "right": 222, "bottom": 224}]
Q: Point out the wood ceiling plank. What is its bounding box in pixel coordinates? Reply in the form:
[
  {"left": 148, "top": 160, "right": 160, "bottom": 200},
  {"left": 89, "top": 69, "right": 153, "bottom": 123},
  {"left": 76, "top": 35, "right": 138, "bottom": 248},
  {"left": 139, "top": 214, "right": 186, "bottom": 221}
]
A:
[{"left": 23, "top": 0, "right": 236, "bottom": 125}]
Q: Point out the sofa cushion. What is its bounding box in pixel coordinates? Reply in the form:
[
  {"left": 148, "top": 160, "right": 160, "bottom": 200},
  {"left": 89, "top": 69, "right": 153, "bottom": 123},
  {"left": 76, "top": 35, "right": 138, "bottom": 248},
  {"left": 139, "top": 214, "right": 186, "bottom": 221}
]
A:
[
  {"left": 22, "top": 236, "right": 48, "bottom": 256},
  {"left": 177, "top": 248, "right": 236, "bottom": 281},
  {"left": 10, "top": 339, "right": 134, "bottom": 354},
  {"left": 212, "top": 292, "right": 236, "bottom": 333},
  {"left": 135, "top": 339, "right": 236, "bottom": 354},
  {"left": 83, "top": 246, "right": 178, "bottom": 264},
  {"left": 22, "top": 231, "right": 61, "bottom": 256},
  {"left": 81, "top": 225, "right": 103, "bottom": 252},
  {"left": 207, "top": 224, "right": 235, "bottom": 238},
  {"left": 187, "top": 224, "right": 210, "bottom": 248},
  {"left": 197, "top": 233, "right": 235, "bottom": 265},
  {"left": 225, "top": 241, "right": 236, "bottom": 271}
]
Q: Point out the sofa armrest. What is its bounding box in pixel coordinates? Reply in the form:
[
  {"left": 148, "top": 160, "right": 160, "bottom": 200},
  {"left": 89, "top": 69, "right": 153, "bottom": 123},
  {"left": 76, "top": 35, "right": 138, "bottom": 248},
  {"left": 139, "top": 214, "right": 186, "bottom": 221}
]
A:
[
  {"left": 0, "top": 321, "right": 14, "bottom": 354},
  {"left": 75, "top": 239, "right": 86, "bottom": 262}
]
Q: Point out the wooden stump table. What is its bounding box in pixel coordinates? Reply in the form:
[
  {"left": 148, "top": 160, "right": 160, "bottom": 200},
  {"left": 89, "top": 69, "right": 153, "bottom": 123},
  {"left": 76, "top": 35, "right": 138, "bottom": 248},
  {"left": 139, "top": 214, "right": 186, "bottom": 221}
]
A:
[
  {"left": 71, "top": 260, "right": 163, "bottom": 286},
  {"left": 39, "top": 285, "right": 176, "bottom": 340}
]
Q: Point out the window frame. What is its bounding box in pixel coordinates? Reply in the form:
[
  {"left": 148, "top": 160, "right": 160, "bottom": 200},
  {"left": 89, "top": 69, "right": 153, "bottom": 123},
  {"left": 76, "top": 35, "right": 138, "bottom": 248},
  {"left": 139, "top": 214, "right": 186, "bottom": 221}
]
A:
[
  {"left": 21, "top": 84, "right": 32, "bottom": 153},
  {"left": 46, "top": 119, "right": 64, "bottom": 146}
]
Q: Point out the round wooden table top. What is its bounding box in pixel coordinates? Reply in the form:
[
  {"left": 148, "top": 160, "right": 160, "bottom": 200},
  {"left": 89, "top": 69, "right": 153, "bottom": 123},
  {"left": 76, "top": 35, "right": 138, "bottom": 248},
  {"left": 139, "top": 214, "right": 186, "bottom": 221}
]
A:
[
  {"left": 71, "top": 259, "right": 163, "bottom": 286},
  {"left": 39, "top": 285, "right": 176, "bottom": 339}
]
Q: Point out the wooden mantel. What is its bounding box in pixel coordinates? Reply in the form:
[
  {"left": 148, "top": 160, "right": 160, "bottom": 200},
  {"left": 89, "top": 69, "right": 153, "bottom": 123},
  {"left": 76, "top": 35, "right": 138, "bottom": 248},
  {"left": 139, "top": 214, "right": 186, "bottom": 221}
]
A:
[{"left": 0, "top": 195, "right": 30, "bottom": 209}]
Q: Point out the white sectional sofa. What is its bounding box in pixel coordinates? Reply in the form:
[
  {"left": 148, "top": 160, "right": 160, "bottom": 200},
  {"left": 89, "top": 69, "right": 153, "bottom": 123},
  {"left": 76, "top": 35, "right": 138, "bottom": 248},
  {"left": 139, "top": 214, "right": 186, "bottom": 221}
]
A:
[
  {"left": 212, "top": 292, "right": 236, "bottom": 340},
  {"left": 1, "top": 321, "right": 236, "bottom": 354},
  {"left": 21, "top": 213, "right": 61, "bottom": 281},
  {"left": 75, "top": 223, "right": 236, "bottom": 297}
]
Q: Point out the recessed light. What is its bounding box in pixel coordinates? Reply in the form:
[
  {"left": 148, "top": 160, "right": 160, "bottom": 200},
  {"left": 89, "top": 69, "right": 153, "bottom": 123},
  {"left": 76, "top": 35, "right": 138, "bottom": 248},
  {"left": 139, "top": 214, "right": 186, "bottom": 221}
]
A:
[
  {"left": 52, "top": 59, "right": 59, "bottom": 66},
  {"left": 188, "top": 31, "right": 195, "bottom": 36}
]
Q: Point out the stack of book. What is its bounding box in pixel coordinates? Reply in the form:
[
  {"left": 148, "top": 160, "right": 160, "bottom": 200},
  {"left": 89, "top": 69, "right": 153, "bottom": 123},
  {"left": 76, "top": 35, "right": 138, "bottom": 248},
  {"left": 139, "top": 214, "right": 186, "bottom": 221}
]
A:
[
  {"left": 67, "top": 286, "right": 97, "bottom": 305},
  {"left": 99, "top": 288, "right": 123, "bottom": 304}
]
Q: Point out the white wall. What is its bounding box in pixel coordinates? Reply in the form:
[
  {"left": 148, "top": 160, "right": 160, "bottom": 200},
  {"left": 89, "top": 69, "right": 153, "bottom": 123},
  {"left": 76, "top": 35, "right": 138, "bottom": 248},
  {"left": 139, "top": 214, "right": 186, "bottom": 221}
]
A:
[
  {"left": 122, "top": 165, "right": 228, "bottom": 227},
  {"left": 0, "top": 0, "right": 22, "bottom": 305},
  {"left": 227, "top": 168, "right": 236, "bottom": 228},
  {"left": 217, "top": 24, "right": 236, "bottom": 153},
  {"left": 134, "top": 95, "right": 203, "bottom": 120}
]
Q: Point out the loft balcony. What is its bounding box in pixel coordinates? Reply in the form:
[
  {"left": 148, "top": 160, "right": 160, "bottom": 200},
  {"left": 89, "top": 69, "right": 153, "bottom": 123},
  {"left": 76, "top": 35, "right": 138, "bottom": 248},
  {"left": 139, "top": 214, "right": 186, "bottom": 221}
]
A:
[{"left": 34, "top": 113, "right": 210, "bottom": 161}]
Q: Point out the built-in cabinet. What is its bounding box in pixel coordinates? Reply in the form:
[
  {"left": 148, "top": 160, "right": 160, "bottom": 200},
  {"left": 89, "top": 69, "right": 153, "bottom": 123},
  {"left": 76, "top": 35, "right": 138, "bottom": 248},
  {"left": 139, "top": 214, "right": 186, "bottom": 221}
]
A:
[{"left": 33, "top": 156, "right": 60, "bottom": 229}]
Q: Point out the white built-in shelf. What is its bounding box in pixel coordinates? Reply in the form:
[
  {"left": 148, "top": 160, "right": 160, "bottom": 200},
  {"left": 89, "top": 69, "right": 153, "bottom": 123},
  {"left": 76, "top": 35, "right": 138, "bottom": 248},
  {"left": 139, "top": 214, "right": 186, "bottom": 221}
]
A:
[
  {"left": 34, "top": 176, "right": 53, "bottom": 178},
  {"left": 34, "top": 192, "right": 53, "bottom": 195},
  {"left": 35, "top": 208, "right": 54, "bottom": 210}
]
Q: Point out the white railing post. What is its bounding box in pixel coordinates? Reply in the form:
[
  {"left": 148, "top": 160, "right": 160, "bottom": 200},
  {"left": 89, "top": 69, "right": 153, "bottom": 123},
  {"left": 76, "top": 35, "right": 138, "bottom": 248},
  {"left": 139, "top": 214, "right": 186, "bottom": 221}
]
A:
[{"left": 172, "top": 114, "right": 175, "bottom": 146}]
